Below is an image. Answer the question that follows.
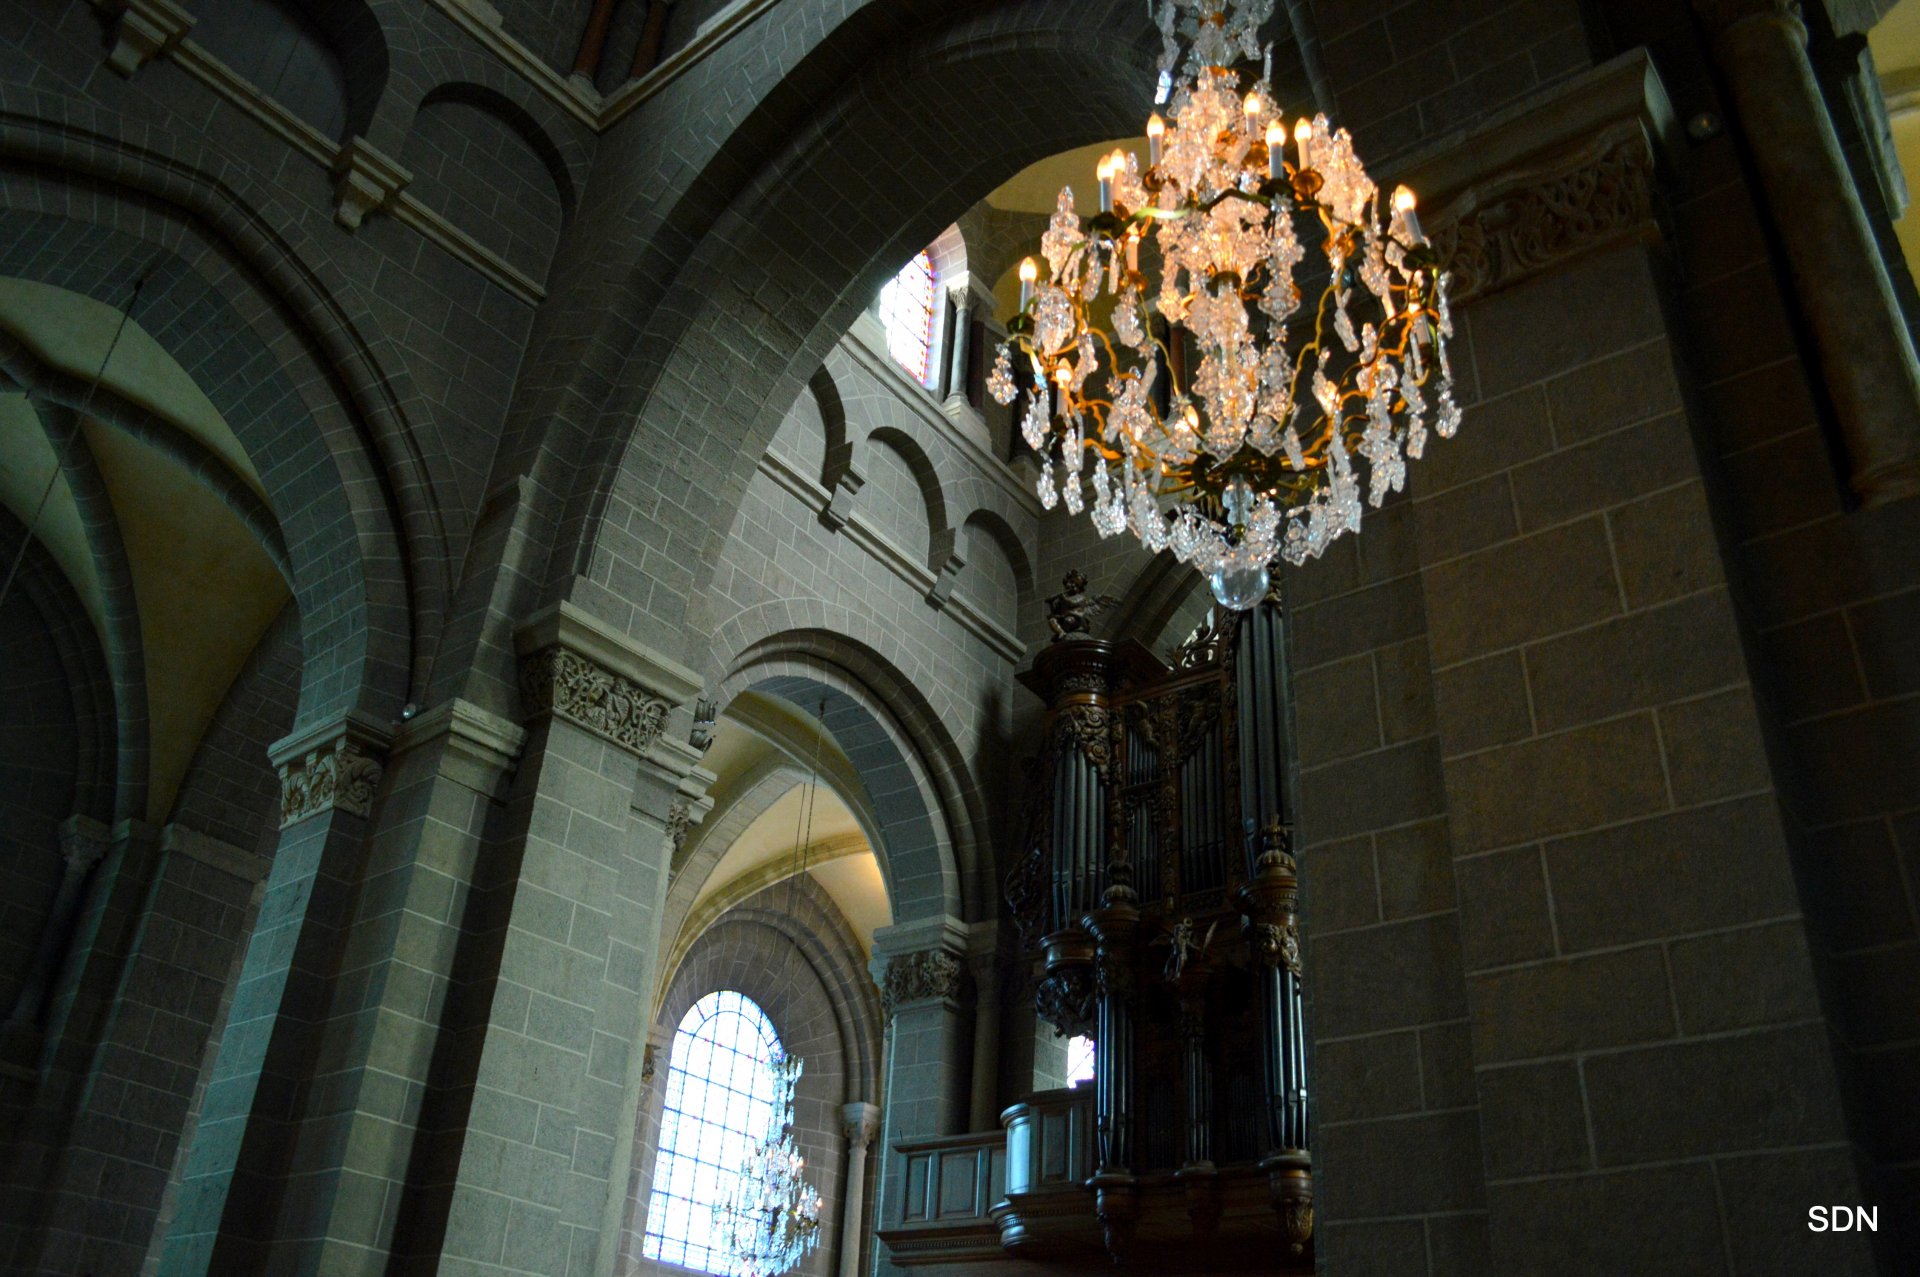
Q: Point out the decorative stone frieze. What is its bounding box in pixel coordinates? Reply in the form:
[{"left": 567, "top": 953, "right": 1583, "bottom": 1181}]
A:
[
  {"left": 518, "top": 647, "right": 674, "bottom": 755},
  {"left": 331, "top": 137, "right": 412, "bottom": 232},
  {"left": 96, "top": 0, "right": 195, "bottom": 78},
  {"left": 1401, "top": 51, "right": 1679, "bottom": 308},
  {"left": 1427, "top": 124, "right": 1658, "bottom": 307},
  {"left": 880, "top": 949, "right": 964, "bottom": 1016}
]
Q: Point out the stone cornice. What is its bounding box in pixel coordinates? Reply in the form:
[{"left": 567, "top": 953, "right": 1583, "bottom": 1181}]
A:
[
  {"left": 159, "top": 823, "right": 268, "bottom": 884},
  {"left": 1394, "top": 51, "right": 1682, "bottom": 307},
  {"left": 392, "top": 697, "right": 529, "bottom": 798},
  {"left": 269, "top": 711, "right": 392, "bottom": 829}
]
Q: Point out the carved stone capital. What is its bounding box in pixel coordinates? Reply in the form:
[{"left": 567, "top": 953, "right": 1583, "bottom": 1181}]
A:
[
  {"left": 665, "top": 798, "right": 694, "bottom": 852},
  {"left": 277, "top": 738, "right": 385, "bottom": 829},
  {"left": 518, "top": 646, "right": 674, "bottom": 756},
  {"left": 880, "top": 949, "right": 964, "bottom": 1016},
  {"left": 56, "top": 815, "right": 112, "bottom": 874},
  {"left": 840, "top": 1100, "right": 882, "bottom": 1148},
  {"left": 331, "top": 137, "right": 412, "bottom": 232},
  {"left": 270, "top": 713, "right": 391, "bottom": 829},
  {"left": 514, "top": 601, "right": 703, "bottom": 761},
  {"left": 95, "top": 0, "right": 195, "bottom": 78}
]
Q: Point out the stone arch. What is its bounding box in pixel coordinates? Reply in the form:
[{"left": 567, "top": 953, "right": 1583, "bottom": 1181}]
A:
[
  {"left": 810, "top": 363, "right": 855, "bottom": 490},
  {"left": 711, "top": 609, "right": 994, "bottom": 924},
  {"left": 862, "top": 424, "right": 948, "bottom": 569},
  {"left": 167, "top": 604, "right": 303, "bottom": 856},
  {"left": 623, "top": 877, "right": 880, "bottom": 1277},
  {"left": 401, "top": 82, "right": 574, "bottom": 283},
  {"left": 0, "top": 512, "right": 115, "bottom": 1016},
  {"left": 554, "top": 0, "right": 1264, "bottom": 655},
  {"left": 927, "top": 222, "right": 968, "bottom": 291},
  {"left": 190, "top": 0, "right": 388, "bottom": 141},
  {"left": 0, "top": 142, "right": 436, "bottom": 719},
  {"left": 957, "top": 506, "right": 1033, "bottom": 629}
]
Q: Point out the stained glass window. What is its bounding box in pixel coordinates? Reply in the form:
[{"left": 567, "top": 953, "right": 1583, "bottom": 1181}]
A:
[
  {"left": 644, "top": 991, "right": 787, "bottom": 1273},
  {"left": 1066, "top": 1035, "right": 1096, "bottom": 1088},
  {"left": 879, "top": 250, "right": 939, "bottom": 384}
]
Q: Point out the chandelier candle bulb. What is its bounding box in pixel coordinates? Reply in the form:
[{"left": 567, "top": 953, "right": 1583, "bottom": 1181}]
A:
[
  {"left": 1266, "top": 119, "right": 1284, "bottom": 179},
  {"left": 1097, "top": 154, "right": 1115, "bottom": 214},
  {"left": 1295, "top": 117, "right": 1314, "bottom": 171},
  {"left": 1393, "top": 186, "right": 1423, "bottom": 242},
  {"left": 1147, "top": 113, "right": 1165, "bottom": 167},
  {"left": 1019, "top": 256, "right": 1037, "bottom": 309}
]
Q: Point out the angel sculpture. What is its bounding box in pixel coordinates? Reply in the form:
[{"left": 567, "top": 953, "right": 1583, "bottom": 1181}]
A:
[
  {"left": 1045, "top": 569, "right": 1118, "bottom": 642},
  {"left": 1157, "top": 915, "right": 1219, "bottom": 982}
]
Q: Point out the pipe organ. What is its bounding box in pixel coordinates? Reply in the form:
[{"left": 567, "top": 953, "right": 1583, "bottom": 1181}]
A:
[{"left": 1001, "top": 587, "right": 1312, "bottom": 1267}]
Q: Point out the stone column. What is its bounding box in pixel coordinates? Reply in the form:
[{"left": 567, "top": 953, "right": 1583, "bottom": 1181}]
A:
[
  {"left": 1694, "top": 0, "right": 1920, "bottom": 502},
  {"left": 942, "top": 287, "right": 972, "bottom": 409},
  {"left": 418, "top": 602, "right": 713, "bottom": 1277},
  {"left": 837, "top": 1101, "right": 880, "bottom": 1277},
  {"left": 157, "top": 710, "right": 391, "bottom": 1274},
  {"left": 964, "top": 922, "right": 1000, "bottom": 1132},
  {"left": 258, "top": 697, "right": 526, "bottom": 1275},
  {"left": 0, "top": 816, "right": 109, "bottom": 1049},
  {"left": 869, "top": 915, "right": 967, "bottom": 1269}
]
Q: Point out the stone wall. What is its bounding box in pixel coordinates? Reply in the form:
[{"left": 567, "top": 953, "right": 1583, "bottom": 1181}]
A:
[{"left": 0, "top": 0, "right": 1913, "bottom": 1274}]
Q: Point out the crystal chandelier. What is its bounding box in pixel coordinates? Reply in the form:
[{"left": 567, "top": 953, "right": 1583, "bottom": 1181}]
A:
[
  {"left": 716, "top": 1052, "right": 823, "bottom": 1277},
  {"left": 987, "top": 0, "right": 1461, "bottom": 609}
]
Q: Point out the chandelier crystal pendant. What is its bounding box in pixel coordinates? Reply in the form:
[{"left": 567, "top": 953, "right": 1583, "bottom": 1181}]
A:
[
  {"left": 987, "top": 0, "right": 1461, "bottom": 609},
  {"left": 716, "top": 1052, "right": 824, "bottom": 1277}
]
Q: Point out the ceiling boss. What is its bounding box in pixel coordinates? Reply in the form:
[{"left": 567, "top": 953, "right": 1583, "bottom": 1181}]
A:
[{"left": 988, "top": 0, "right": 1461, "bottom": 609}]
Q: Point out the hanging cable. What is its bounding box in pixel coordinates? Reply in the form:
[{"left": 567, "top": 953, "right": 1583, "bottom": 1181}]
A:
[{"left": 0, "top": 269, "right": 151, "bottom": 615}]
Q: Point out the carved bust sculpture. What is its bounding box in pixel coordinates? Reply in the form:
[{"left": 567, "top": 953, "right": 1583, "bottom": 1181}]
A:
[{"left": 1045, "top": 569, "right": 1117, "bottom": 642}]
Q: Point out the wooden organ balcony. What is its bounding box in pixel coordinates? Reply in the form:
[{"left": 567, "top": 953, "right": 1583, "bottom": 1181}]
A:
[{"left": 877, "top": 592, "right": 1313, "bottom": 1273}]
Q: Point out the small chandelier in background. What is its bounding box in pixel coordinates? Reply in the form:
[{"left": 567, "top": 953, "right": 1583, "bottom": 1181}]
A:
[
  {"left": 988, "top": 0, "right": 1461, "bottom": 609},
  {"left": 714, "top": 704, "right": 830, "bottom": 1276},
  {"left": 716, "top": 1051, "right": 823, "bottom": 1276}
]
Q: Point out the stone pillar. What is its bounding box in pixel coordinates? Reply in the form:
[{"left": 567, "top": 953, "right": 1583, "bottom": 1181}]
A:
[
  {"left": 1694, "top": 0, "right": 1920, "bottom": 502},
  {"left": 837, "top": 1101, "right": 880, "bottom": 1277},
  {"left": 418, "top": 602, "right": 712, "bottom": 1277},
  {"left": 0, "top": 815, "right": 110, "bottom": 1049},
  {"left": 869, "top": 915, "right": 967, "bottom": 1269},
  {"left": 964, "top": 922, "right": 1000, "bottom": 1132},
  {"left": 157, "top": 710, "right": 390, "bottom": 1274},
  {"left": 255, "top": 697, "right": 526, "bottom": 1275}
]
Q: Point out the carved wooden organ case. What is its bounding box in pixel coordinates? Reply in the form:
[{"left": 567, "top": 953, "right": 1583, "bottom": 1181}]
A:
[{"left": 1004, "top": 598, "right": 1312, "bottom": 1266}]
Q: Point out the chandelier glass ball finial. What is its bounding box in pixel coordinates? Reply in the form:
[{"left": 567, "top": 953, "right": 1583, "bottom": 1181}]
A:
[{"left": 988, "top": 0, "right": 1462, "bottom": 608}]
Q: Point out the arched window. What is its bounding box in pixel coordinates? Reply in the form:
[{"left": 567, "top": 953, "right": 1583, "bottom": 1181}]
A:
[
  {"left": 644, "top": 990, "right": 788, "bottom": 1272},
  {"left": 878, "top": 250, "right": 939, "bottom": 384},
  {"left": 1065, "top": 1035, "right": 1096, "bottom": 1089}
]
